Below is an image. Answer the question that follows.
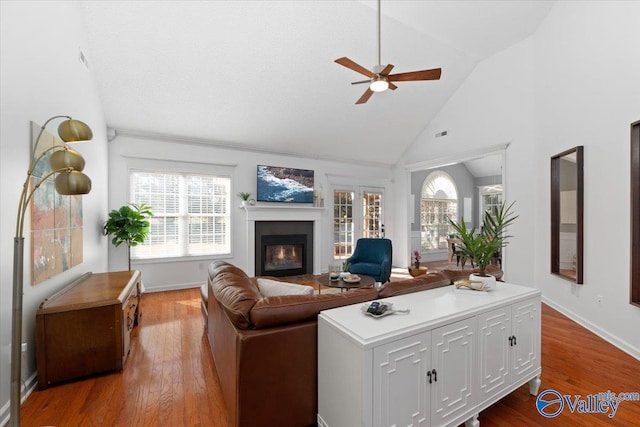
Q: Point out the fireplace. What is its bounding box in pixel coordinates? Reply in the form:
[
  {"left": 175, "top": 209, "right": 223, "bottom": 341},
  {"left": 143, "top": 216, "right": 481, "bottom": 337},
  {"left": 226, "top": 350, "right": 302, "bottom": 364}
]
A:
[{"left": 255, "top": 221, "right": 313, "bottom": 277}]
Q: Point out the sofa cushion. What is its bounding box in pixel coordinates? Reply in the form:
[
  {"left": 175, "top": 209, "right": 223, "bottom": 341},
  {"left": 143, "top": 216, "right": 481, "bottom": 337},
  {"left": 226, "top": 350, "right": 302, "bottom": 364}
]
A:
[
  {"left": 257, "top": 278, "right": 314, "bottom": 297},
  {"left": 378, "top": 272, "right": 450, "bottom": 298},
  {"left": 251, "top": 288, "right": 379, "bottom": 329},
  {"left": 209, "top": 262, "right": 261, "bottom": 329}
]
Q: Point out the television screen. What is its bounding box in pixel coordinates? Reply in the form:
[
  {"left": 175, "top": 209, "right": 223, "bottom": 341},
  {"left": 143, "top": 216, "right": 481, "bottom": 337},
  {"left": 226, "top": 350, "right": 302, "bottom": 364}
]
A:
[{"left": 257, "top": 165, "right": 314, "bottom": 203}]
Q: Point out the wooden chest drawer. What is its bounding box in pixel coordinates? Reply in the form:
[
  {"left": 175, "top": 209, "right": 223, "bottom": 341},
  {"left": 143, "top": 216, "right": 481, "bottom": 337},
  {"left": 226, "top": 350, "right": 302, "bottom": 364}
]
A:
[{"left": 36, "top": 270, "right": 142, "bottom": 389}]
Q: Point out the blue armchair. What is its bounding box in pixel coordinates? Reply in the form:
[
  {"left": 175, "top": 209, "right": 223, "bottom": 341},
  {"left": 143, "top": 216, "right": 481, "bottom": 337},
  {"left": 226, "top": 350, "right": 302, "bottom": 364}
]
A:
[{"left": 346, "top": 238, "right": 392, "bottom": 283}]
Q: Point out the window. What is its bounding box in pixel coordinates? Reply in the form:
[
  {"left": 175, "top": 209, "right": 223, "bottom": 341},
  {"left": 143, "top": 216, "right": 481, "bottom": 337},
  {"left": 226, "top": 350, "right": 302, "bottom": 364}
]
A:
[
  {"left": 333, "top": 190, "right": 354, "bottom": 258},
  {"left": 479, "top": 185, "right": 503, "bottom": 224},
  {"left": 332, "top": 187, "right": 384, "bottom": 259},
  {"left": 420, "top": 171, "right": 458, "bottom": 251},
  {"left": 130, "top": 171, "right": 231, "bottom": 259},
  {"left": 362, "top": 190, "right": 383, "bottom": 238}
]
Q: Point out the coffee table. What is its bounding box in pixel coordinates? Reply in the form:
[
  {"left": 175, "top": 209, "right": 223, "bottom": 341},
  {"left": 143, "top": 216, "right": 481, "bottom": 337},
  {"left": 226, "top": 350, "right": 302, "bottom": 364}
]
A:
[{"left": 286, "top": 273, "right": 376, "bottom": 294}]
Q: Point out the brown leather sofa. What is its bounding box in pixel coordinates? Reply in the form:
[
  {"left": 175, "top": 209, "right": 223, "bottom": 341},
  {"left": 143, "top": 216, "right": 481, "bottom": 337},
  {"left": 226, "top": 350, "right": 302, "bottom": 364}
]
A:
[{"left": 204, "top": 261, "right": 499, "bottom": 427}]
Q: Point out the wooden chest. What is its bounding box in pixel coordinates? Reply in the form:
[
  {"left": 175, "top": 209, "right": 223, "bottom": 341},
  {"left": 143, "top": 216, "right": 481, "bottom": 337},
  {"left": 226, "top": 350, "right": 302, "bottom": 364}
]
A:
[{"left": 35, "top": 270, "right": 141, "bottom": 389}]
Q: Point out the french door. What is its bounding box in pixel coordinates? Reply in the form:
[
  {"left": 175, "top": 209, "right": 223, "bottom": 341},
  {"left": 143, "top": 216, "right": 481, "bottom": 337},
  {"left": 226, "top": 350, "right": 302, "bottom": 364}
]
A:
[{"left": 332, "top": 187, "right": 384, "bottom": 260}]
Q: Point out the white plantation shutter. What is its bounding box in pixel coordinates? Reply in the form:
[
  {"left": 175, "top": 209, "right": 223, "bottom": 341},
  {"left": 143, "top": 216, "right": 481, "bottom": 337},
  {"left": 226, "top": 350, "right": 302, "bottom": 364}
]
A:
[{"left": 130, "top": 171, "right": 231, "bottom": 259}]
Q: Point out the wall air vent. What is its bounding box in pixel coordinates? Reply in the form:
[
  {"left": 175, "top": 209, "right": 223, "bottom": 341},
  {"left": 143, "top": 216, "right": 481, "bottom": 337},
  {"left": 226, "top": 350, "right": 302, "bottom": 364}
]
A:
[{"left": 79, "top": 48, "right": 89, "bottom": 70}]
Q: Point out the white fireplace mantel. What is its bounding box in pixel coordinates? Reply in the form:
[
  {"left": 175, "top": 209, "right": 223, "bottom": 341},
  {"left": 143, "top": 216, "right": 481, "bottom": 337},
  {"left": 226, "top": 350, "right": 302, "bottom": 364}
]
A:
[{"left": 242, "top": 205, "right": 324, "bottom": 276}]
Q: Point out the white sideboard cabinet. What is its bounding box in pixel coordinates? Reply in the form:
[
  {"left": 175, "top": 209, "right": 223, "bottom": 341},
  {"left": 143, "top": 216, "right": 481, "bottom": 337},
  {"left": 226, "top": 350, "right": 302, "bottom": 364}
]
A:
[{"left": 318, "top": 282, "right": 541, "bottom": 427}]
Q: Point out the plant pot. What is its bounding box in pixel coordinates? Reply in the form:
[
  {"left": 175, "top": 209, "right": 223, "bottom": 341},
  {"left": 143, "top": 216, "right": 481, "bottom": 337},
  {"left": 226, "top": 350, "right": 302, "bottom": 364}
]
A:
[
  {"left": 469, "top": 273, "right": 496, "bottom": 291},
  {"left": 339, "top": 271, "right": 350, "bottom": 278}
]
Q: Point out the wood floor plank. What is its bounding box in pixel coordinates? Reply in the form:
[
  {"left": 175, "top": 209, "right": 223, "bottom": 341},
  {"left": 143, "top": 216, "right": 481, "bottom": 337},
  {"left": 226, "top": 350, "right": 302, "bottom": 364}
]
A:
[{"left": 18, "top": 287, "right": 639, "bottom": 427}]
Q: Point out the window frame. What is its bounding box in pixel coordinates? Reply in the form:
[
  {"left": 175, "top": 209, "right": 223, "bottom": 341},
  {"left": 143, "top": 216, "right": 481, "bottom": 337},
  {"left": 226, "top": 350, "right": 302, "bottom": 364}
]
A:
[{"left": 125, "top": 157, "right": 235, "bottom": 264}]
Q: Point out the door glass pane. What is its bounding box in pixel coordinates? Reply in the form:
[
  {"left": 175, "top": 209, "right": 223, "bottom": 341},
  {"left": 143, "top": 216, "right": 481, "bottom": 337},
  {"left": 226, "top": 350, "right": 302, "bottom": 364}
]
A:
[
  {"left": 333, "top": 191, "right": 354, "bottom": 259},
  {"left": 363, "top": 191, "right": 383, "bottom": 238}
]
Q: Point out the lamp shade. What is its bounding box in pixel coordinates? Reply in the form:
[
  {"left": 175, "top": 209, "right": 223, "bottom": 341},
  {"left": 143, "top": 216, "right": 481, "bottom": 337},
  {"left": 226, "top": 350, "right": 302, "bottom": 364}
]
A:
[
  {"left": 57, "top": 119, "right": 93, "bottom": 143},
  {"left": 49, "top": 148, "right": 86, "bottom": 172},
  {"left": 55, "top": 170, "right": 92, "bottom": 195}
]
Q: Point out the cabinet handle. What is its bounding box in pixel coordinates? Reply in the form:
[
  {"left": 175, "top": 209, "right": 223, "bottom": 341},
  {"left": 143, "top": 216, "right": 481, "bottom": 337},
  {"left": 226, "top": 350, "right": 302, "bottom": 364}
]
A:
[
  {"left": 427, "top": 371, "right": 432, "bottom": 384},
  {"left": 509, "top": 336, "right": 513, "bottom": 346},
  {"left": 432, "top": 369, "right": 437, "bottom": 382},
  {"left": 129, "top": 303, "right": 136, "bottom": 309},
  {"left": 512, "top": 335, "right": 517, "bottom": 346}
]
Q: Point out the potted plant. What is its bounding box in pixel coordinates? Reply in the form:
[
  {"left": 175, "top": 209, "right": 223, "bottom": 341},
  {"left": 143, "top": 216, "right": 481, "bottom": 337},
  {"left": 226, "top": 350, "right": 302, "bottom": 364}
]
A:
[
  {"left": 447, "top": 201, "right": 518, "bottom": 289},
  {"left": 238, "top": 192, "right": 251, "bottom": 206},
  {"left": 340, "top": 261, "right": 351, "bottom": 278},
  {"left": 413, "top": 250, "right": 422, "bottom": 269},
  {"left": 103, "top": 203, "right": 153, "bottom": 270}
]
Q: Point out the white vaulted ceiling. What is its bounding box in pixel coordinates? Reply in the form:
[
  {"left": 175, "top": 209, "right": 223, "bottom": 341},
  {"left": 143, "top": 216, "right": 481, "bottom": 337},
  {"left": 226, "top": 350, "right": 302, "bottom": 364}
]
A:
[{"left": 80, "top": 0, "right": 554, "bottom": 166}]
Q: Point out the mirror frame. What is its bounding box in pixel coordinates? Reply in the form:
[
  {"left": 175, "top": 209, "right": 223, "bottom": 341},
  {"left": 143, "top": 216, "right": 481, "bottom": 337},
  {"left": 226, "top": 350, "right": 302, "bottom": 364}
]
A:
[
  {"left": 631, "top": 120, "right": 639, "bottom": 306},
  {"left": 550, "top": 145, "right": 584, "bottom": 284}
]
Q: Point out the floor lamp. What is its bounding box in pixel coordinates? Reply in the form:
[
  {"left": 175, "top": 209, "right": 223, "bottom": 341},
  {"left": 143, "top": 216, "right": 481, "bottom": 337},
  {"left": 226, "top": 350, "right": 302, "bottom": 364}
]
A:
[{"left": 10, "top": 116, "right": 93, "bottom": 427}]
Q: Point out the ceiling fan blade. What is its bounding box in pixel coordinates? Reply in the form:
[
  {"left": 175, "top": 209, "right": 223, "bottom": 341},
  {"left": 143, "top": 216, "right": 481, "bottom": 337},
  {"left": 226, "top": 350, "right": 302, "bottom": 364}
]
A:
[
  {"left": 388, "top": 68, "right": 442, "bottom": 82},
  {"left": 380, "top": 64, "right": 394, "bottom": 76},
  {"left": 335, "top": 57, "right": 375, "bottom": 78},
  {"left": 389, "top": 82, "right": 398, "bottom": 90},
  {"left": 356, "top": 88, "right": 374, "bottom": 104}
]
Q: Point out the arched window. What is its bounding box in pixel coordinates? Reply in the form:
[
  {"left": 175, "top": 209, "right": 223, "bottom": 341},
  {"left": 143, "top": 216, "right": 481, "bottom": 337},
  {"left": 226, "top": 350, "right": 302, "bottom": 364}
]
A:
[{"left": 420, "top": 171, "right": 458, "bottom": 251}]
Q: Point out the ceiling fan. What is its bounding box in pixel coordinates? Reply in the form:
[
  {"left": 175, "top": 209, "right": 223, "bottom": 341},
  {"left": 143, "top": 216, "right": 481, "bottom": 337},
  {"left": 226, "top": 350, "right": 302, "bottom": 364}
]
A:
[{"left": 335, "top": 0, "right": 442, "bottom": 104}]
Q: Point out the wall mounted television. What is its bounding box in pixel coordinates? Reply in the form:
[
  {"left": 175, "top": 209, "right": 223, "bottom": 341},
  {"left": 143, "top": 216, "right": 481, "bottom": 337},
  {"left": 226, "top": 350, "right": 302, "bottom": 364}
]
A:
[{"left": 257, "top": 165, "right": 314, "bottom": 203}]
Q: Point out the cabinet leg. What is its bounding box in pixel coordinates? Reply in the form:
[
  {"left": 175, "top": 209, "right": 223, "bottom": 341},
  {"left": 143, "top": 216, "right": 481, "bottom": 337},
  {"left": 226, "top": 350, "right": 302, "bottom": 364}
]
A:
[
  {"left": 528, "top": 376, "right": 541, "bottom": 396},
  {"left": 464, "top": 414, "right": 480, "bottom": 427}
]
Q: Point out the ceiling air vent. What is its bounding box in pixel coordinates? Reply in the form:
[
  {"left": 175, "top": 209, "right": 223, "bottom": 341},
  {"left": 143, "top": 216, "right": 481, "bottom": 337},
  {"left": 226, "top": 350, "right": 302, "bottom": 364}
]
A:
[{"left": 435, "top": 130, "right": 448, "bottom": 138}]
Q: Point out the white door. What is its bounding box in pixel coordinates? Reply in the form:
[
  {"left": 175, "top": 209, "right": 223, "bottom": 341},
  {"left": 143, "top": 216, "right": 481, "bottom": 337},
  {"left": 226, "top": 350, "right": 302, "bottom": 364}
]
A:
[
  {"left": 511, "top": 299, "right": 541, "bottom": 383},
  {"left": 477, "top": 307, "right": 512, "bottom": 400},
  {"left": 373, "top": 332, "right": 430, "bottom": 427},
  {"left": 332, "top": 187, "right": 384, "bottom": 260},
  {"left": 431, "top": 317, "right": 476, "bottom": 426}
]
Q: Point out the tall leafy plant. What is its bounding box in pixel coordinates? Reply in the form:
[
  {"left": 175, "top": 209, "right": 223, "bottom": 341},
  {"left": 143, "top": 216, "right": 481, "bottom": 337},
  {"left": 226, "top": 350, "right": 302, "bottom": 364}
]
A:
[
  {"left": 103, "top": 203, "right": 153, "bottom": 270},
  {"left": 447, "top": 201, "right": 518, "bottom": 277}
]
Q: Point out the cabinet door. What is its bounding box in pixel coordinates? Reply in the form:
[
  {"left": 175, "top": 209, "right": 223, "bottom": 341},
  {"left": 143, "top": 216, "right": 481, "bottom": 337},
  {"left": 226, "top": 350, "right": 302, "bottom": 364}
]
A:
[
  {"left": 477, "top": 307, "right": 512, "bottom": 400},
  {"left": 511, "top": 299, "right": 541, "bottom": 382},
  {"left": 373, "top": 332, "right": 430, "bottom": 427},
  {"left": 431, "top": 317, "right": 475, "bottom": 426}
]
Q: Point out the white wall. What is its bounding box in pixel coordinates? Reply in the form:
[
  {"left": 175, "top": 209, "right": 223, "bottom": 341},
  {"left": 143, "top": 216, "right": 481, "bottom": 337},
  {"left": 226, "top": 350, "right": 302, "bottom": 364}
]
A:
[
  {"left": 396, "top": 1, "right": 640, "bottom": 358},
  {"left": 108, "top": 134, "right": 394, "bottom": 291},
  {"left": 532, "top": 1, "right": 640, "bottom": 358},
  {"left": 0, "top": 1, "right": 109, "bottom": 421}
]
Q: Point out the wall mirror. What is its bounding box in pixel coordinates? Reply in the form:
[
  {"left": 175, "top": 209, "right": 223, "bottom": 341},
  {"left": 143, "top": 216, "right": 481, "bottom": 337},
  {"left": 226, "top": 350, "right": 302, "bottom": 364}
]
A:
[
  {"left": 551, "top": 146, "right": 583, "bottom": 284},
  {"left": 631, "top": 120, "right": 639, "bottom": 306}
]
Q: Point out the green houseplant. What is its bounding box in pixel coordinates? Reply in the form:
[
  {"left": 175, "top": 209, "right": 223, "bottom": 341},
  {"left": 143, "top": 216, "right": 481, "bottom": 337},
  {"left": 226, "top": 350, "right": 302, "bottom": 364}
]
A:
[
  {"left": 103, "top": 203, "right": 153, "bottom": 270},
  {"left": 447, "top": 201, "right": 518, "bottom": 284}
]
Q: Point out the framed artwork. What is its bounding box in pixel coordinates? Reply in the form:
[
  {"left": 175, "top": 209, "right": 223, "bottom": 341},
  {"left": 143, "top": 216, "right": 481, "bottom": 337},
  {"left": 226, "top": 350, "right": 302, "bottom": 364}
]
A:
[{"left": 30, "top": 121, "right": 83, "bottom": 284}]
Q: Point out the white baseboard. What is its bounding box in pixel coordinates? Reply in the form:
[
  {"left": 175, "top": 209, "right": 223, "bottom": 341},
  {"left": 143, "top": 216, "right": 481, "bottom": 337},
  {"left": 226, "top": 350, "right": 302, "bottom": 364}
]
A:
[
  {"left": 542, "top": 296, "right": 640, "bottom": 361},
  {"left": 0, "top": 371, "right": 38, "bottom": 427},
  {"left": 142, "top": 281, "right": 205, "bottom": 293}
]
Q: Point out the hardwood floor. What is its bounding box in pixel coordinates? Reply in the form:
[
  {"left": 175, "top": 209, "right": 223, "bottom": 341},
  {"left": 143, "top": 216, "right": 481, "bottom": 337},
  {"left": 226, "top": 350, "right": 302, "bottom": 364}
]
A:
[{"left": 19, "top": 288, "right": 640, "bottom": 427}]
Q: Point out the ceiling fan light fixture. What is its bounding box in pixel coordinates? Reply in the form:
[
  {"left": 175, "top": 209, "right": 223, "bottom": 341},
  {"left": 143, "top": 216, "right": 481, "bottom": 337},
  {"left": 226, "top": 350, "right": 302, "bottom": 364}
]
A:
[{"left": 370, "top": 76, "right": 389, "bottom": 92}]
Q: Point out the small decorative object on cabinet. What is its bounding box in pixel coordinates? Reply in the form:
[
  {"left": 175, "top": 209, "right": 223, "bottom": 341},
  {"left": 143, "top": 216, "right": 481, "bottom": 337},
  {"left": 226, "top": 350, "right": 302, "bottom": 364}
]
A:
[
  {"left": 318, "top": 282, "right": 541, "bottom": 427},
  {"left": 36, "top": 270, "right": 142, "bottom": 389}
]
